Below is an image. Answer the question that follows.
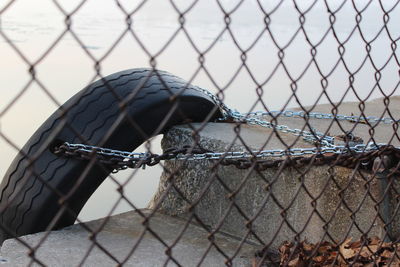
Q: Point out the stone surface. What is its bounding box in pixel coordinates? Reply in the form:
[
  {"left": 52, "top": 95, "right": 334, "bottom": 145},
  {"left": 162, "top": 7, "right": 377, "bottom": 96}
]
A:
[
  {"left": 0, "top": 210, "right": 256, "bottom": 266},
  {"left": 149, "top": 97, "right": 400, "bottom": 248}
]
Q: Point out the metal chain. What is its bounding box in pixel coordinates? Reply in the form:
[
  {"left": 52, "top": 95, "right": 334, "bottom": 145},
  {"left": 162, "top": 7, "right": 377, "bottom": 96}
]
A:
[
  {"left": 54, "top": 142, "right": 400, "bottom": 172},
  {"left": 193, "top": 86, "right": 397, "bottom": 146},
  {"left": 225, "top": 110, "right": 334, "bottom": 147},
  {"left": 194, "top": 85, "right": 397, "bottom": 125},
  {"left": 53, "top": 143, "right": 211, "bottom": 172},
  {"left": 245, "top": 110, "right": 397, "bottom": 124},
  {"left": 195, "top": 86, "right": 328, "bottom": 146},
  {"left": 55, "top": 142, "right": 387, "bottom": 161},
  {"left": 53, "top": 89, "right": 400, "bottom": 171},
  {"left": 194, "top": 86, "right": 334, "bottom": 146}
]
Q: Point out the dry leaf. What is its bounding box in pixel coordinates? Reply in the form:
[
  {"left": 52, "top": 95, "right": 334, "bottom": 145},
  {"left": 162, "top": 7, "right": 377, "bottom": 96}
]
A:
[
  {"left": 288, "top": 257, "right": 302, "bottom": 267},
  {"left": 318, "top": 243, "right": 333, "bottom": 254},
  {"left": 313, "top": 255, "right": 326, "bottom": 263},
  {"left": 279, "top": 241, "right": 293, "bottom": 254},
  {"left": 359, "top": 247, "right": 373, "bottom": 259},
  {"left": 369, "top": 236, "right": 381, "bottom": 246},
  {"left": 340, "top": 238, "right": 356, "bottom": 260},
  {"left": 365, "top": 244, "right": 379, "bottom": 256},
  {"left": 341, "top": 238, "right": 352, "bottom": 248},
  {"left": 274, "top": 236, "right": 400, "bottom": 267},
  {"left": 349, "top": 240, "right": 362, "bottom": 249},
  {"left": 326, "top": 251, "right": 338, "bottom": 263},
  {"left": 303, "top": 241, "right": 315, "bottom": 253},
  {"left": 382, "top": 242, "right": 393, "bottom": 249},
  {"left": 381, "top": 249, "right": 393, "bottom": 258},
  {"left": 363, "top": 263, "right": 374, "bottom": 267},
  {"left": 319, "top": 241, "right": 333, "bottom": 247}
]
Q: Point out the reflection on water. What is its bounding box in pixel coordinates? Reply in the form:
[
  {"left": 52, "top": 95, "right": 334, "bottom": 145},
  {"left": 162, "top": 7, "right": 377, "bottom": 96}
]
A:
[{"left": 1, "top": 0, "right": 399, "bottom": 221}]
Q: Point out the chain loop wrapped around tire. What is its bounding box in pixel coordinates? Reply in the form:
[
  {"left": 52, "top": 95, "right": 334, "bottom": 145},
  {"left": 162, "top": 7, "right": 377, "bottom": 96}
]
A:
[{"left": 54, "top": 142, "right": 400, "bottom": 172}]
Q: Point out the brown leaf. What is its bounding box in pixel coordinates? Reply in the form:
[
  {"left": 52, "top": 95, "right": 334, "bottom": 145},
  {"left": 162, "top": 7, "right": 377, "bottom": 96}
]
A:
[
  {"left": 279, "top": 241, "right": 293, "bottom": 254},
  {"left": 349, "top": 240, "right": 362, "bottom": 249},
  {"left": 317, "top": 242, "right": 334, "bottom": 255},
  {"left": 384, "top": 252, "right": 400, "bottom": 265},
  {"left": 363, "top": 263, "right": 375, "bottom": 267},
  {"left": 276, "top": 237, "right": 400, "bottom": 267},
  {"left": 342, "top": 238, "right": 352, "bottom": 248},
  {"left": 369, "top": 236, "right": 381, "bottom": 246},
  {"left": 302, "top": 241, "right": 315, "bottom": 253},
  {"left": 279, "top": 241, "right": 293, "bottom": 265},
  {"left": 340, "top": 238, "right": 356, "bottom": 260},
  {"left": 313, "top": 255, "right": 326, "bottom": 263},
  {"left": 367, "top": 244, "right": 379, "bottom": 254},
  {"left": 382, "top": 242, "right": 393, "bottom": 250},
  {"left": 288, "top": 256, "right": 305, "bottom": 267},
  {"left": 326, "top": 251, "right": 338, "bottom": 264},
  {"left": 381, "top": 249, "right": 395, "bottom": 260},
  {"left": 319, "top": 241, "right": 333, "bottom": 248},
  {"left": 359, "top": 246, "right": 373, "bottom": 259},
  {"left": 382, "top": 260, "right": 400, "bottom": 267}
]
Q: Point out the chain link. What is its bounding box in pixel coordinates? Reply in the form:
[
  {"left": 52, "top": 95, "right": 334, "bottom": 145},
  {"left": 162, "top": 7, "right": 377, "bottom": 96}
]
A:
[
  {"left": 193, "top": 86, "right": 334, "bottom": 145},
  {"left": 246, "top": 110, "right": 397, "bottom": 124},
  {"left": 54, "top": 141, "right": 400, "bottom": 172},
  {"left": 226, "top": 110, "right": 335, "bottom": 147},
  {"left": 55, "top": 142, "right": 386, "bottom": 161},
  {"left": 52, "top": 89, "right": 400, "bottom": 172},
  {"left": 53, "top": 143, "right": 212, "bottom": 172},
  {"left": 194, "top": 86, "right": 397, "bottom": 147}
]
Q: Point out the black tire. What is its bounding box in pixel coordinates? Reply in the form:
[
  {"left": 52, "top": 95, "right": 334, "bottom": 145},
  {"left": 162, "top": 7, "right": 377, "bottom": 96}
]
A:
[{"left": 0, "top": 68, "right": 222, "bottom": 243}]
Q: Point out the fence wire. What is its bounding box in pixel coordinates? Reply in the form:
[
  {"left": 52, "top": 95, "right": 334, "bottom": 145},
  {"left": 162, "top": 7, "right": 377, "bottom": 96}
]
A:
[{"left": 1, "top": 0, "right": 400, "bottom": 266}]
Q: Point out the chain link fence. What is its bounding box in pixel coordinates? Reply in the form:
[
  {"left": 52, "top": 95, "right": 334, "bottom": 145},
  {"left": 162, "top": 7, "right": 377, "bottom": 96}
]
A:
[{"left": 1, "top": 0, "right": 400, "bottom": 266}]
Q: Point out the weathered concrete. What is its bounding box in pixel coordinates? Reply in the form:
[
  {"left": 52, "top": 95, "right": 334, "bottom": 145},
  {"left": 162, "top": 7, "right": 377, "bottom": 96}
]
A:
[
  {"left": 0, "top": 210, "right": 256, "bottom": 266},
  {"left": 149, "top": 97, "right": 400, "bottom": 248}
]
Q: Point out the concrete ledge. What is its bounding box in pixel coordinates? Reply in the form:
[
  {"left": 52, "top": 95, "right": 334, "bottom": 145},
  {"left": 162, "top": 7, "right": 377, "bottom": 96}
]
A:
[
  {"left": 0, "top": 210, "right": 256, "bottom": 266},
  {"left": 149, "top": 97, "right": 400, "bottom": 248}
]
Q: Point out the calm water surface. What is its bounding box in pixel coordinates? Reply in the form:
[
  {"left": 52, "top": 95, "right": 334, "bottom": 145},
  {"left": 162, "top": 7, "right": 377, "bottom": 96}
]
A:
[{"left": 1, "top": 0, "right": 399, "bottom": 221}]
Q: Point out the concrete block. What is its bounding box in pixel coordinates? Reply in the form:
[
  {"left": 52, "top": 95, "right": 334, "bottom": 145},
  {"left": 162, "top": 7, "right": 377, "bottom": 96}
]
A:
[{"left": 149, "top": 99, "right": 400, "bottom": 249}]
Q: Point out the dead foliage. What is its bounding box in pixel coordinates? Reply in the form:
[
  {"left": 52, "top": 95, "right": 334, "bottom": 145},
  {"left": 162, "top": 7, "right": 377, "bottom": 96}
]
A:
[{"left": 254, "top": 237, "right": 400, "bottom": 266}]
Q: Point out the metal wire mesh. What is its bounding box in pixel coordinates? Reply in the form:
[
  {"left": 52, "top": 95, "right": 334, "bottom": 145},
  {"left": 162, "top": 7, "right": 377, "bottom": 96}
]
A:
[{"left": 1, "top": 0, "right": 400, "bottom": 266}]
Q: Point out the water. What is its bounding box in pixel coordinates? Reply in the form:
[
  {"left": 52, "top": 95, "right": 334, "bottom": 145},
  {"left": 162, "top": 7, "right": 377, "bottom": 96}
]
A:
[{"left": 1, "top": 0, "right": 399, "bottom": 221}]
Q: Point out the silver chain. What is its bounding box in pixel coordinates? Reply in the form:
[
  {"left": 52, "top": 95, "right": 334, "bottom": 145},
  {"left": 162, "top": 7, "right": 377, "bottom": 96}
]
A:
[
  {"left": 225, "top": 110, "right": 334, "bottom": 147},
  {"left": 58, "top": 88, "right": 399, "bottom": 165},
  {"left": 194, "top": 86, "right": 397, "bottom": 125},
  {"left": 171, "top": 143, "right": 390, "bottom": 159},
  {"left": 195, "top": 87, "right": 330, "bottom": 145},
  {"left": 193, "top": 86, "right": 397, "bottom": 147},
  {"left": 245, "top": 110, "right": 396, "bottom": 124},
  {"left": 60, "top": 142, "right": 391, "bottom": 162}
]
